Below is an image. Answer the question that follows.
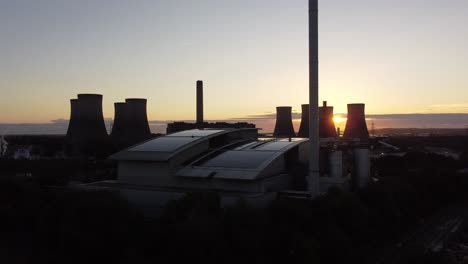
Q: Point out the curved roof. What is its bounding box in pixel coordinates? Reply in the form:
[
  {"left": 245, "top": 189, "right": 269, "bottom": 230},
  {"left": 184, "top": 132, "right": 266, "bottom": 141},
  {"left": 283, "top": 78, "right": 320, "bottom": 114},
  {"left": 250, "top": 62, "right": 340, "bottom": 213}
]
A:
[
  {"left": 111, "top": 128, "right": 309, "bottom": 181},
  {"left": 176, "top": 138, "right": 308, "bottom": 181},
  {"left": 110, "top": 128, "right": 256, "bottom": 161}
]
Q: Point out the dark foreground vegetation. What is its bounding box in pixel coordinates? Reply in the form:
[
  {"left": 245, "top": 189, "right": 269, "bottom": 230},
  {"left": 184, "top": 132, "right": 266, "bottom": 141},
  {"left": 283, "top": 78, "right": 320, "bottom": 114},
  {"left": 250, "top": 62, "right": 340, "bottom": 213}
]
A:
[{"left": 1, "top": 150, "right": 468, "bottom": 264}]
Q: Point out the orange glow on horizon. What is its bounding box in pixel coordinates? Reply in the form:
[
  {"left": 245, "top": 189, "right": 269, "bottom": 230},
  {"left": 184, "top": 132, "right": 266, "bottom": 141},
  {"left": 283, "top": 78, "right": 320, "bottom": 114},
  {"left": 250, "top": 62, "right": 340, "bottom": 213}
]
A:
[{"left": 333, "top": 116, "right": 347, "bottom": 124}]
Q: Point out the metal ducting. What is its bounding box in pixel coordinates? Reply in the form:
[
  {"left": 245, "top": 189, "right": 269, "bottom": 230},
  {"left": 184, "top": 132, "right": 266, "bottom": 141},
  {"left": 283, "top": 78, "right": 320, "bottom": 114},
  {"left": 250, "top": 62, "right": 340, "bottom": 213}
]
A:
[
  {"left": 273, "top": 106, "right": 296, "bottom": 138},
  {"left": 196, "top": 80, "right": 204, "bottom": 126},
  {"left": 124, "top": 98, "right": 152, "bottom": 144},
  {"left": 319, "top": 101, "right": 337, "bottom": 138},
  {"left": 298, "top": 104, "right": 309, "bottom": 138},
  {"left": 343, "top": 103, "right": 369, "bottom": 141}
]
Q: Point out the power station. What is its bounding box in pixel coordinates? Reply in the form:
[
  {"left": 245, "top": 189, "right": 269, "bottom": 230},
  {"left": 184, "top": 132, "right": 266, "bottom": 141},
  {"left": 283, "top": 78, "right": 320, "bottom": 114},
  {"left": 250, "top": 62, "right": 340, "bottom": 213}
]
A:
[
  {"left": 79, "top": 0, "right": 372, "bottom": 209},
  {"left": 166, "top": 80, "right": 256, "bottom": 134}
]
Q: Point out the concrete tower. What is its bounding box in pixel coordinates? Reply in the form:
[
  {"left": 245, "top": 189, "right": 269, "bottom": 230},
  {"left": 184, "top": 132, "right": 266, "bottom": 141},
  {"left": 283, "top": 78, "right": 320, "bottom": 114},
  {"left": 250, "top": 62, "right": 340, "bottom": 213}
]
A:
[
  {"left": 66, "top": 99, "right": 80, "bottom": 138},
  {"left": 319, "top": 101, "right": 337, "bottom": 138},
  {"left": 65, "top": 94, "right": 109, "bottom": 156},
  {"left": 308, "top": 0, "right": 320, "bottom": 196},
  {"left": 111, "top": 102, "right": 127, "bottom": 144},
  {"left": 343, "top": 103, "right": 369, "bottom": 141},
  {"left": 298, "top": 104, "right": 309, "bottom": 138},
  {"left": 273, "top": 106, "right": 296, "bottom": 138},
  {"left": 196, "top": 80, "right": 204, "bottom": 125},
  {"left": 75, "top": 94, "right": 108, "bottom": 139},
  {"left": 125, "top": 98, "right": 152, "bottom": 144}
]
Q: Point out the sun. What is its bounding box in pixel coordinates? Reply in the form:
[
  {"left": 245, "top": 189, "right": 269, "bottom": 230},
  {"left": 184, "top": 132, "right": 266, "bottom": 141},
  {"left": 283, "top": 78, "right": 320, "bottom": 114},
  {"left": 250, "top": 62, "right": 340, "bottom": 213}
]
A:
[{"left": 333, "top": 116, "right": 347, "bottom": 124}]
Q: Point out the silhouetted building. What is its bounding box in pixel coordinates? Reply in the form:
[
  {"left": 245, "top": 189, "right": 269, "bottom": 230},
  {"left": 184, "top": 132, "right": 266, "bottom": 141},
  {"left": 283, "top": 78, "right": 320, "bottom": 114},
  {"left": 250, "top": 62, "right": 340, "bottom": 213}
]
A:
[
  {"left": 343, "top": 103, "right": 369, "bottom": 141},
  {"left": 105, "top": 128, "right": 309, "bottom": 210},
  {"left": 110, "top": 99, "right": 152, "bottom": 149},
  {"left": 166, "top": 79, "right": 255, "bottom": 134},
  {"left": 65, "top": 94, "right": 109, "bottom": 156},
  {"left": 111, "top": 102, "right": 127, "bottom": 147},
  {"left": 273, "top": 106, "right": 296, "bottom": 138},
  {"left": 319, "top": 101, "right": 337, "bottom": 138},
  {"left": 298, "top": 104, "right": 309, "bottom": 137},
  {"left": 125, "top": 98, "right": 152, "bottom": 143},
  {"left": 298, "top": 102, "right": 337, "bottom": 139},
  {"left": 66, "top": 99, "right": 80, "bottom": 138},
  {"left": 167, "top": 122, "right": 256, "bottom": 134}
]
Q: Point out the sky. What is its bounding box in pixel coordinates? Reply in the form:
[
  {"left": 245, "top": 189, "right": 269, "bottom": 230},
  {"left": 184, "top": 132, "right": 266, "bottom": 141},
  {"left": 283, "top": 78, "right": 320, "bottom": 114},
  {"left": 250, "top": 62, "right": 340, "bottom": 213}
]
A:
[{"left": 1, "top": 0, "right": 468, "bottom": 131}]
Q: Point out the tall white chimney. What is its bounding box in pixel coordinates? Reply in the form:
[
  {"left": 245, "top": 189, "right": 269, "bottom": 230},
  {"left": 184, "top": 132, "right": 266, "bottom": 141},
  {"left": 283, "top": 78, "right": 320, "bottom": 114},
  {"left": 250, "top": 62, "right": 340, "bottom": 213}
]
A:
[{"left": 308, "top": 0, "right": 320, "bottom": 197}]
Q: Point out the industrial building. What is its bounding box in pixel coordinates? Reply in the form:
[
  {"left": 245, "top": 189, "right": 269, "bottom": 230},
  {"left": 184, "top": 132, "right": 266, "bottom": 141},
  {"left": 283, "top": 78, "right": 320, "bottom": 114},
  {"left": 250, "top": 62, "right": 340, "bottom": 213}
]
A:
[
  {"left": 101, "top": 128, "right": 310, "bottom": 210},
  {"left": 83, "top": 0, "right": 372, "bottom": 208},
  {"left": 166, "top": 80, "right": 256, "bottom": 134},
  {"left": 110, "top": 129, "right": 307, "bottom": 191}
]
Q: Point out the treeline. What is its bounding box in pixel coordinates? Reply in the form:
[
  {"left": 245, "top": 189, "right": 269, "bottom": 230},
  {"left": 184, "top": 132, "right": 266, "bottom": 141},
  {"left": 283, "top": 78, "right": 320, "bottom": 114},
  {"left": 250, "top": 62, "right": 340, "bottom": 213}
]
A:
[{"left": 1, "top": 152, "right": 468, "bottom": 264}]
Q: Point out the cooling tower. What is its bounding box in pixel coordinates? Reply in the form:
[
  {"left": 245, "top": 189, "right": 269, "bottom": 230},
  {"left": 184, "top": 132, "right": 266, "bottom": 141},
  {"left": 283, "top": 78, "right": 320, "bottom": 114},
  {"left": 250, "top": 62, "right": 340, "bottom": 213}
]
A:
[
  {"left": 273, "top": 106, "right": 296, "bottom": 138},
  {"left": 66, "top": 99, "right": 80, "bottom": 138},
  {"left": 65, "top": 94, "right": 109, "bottom": 157},
  {"left": 111, "top": 102, "right": 127, "bottom": 138},
  {"left": 124, "top": 98, "right": 151, "bottom": 143},
  {"left": 319, "top": 101, "right": 337, "bottom": 138},
  {"left": 76, "top": 94, "right": 108, "bottom": 139},
  {"left": 196, "top": 80, "right": 204, "bottom": 125},
  {"left": 298, "top": 104, "right": 309, "bottom": 138},
  {"left": 343, "top": 103, "right": 369, "bottom": 141}
]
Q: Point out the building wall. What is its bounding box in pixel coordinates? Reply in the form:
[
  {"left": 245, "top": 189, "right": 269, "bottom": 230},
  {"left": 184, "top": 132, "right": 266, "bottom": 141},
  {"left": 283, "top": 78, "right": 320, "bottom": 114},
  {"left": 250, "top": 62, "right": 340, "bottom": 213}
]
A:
[{"left": 118, "top": 162, "right": 172, "bottom": 186}]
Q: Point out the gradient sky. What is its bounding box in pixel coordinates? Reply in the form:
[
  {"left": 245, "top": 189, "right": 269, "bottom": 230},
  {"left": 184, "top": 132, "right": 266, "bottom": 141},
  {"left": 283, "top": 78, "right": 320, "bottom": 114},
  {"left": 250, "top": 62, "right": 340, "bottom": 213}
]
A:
[{"left": 1, "top": 0, "right": 468, "bottom": 125}]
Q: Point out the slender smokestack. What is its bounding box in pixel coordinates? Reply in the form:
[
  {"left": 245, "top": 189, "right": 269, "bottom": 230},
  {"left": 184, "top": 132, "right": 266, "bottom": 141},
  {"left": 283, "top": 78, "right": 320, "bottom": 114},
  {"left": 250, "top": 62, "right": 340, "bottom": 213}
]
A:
[
  {"left": 196, "top": 80, "right": 204, "bottom": 125},
  {"left": 308, "top": 0, "right": 320, "bottom": 196}
]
